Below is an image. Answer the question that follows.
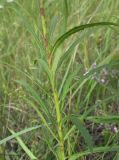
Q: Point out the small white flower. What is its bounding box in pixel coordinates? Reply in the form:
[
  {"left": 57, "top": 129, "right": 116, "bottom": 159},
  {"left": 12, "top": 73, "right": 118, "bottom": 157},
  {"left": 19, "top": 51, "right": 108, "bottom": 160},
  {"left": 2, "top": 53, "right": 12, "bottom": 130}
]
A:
[
  {"left": 0, "top": 5, "right": 4, "bottom": 9},
  {"left": 113, "top": 126, "right": 118, "bottom": 133},
  {"left": 6, "top": 0, "right": 14, "bottom": 3},
  {"left": 100, "top": 78, "right": 105, "bottom": 83},
  {"left": 83, "top": 70, "right": 89, "bottom": 76}
]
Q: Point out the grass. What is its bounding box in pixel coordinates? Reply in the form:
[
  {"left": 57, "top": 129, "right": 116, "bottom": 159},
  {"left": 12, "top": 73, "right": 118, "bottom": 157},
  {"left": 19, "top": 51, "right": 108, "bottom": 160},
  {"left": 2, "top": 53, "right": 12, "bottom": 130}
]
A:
[{"left": 0, "top": 0, "right": 119, "bottom": 159}]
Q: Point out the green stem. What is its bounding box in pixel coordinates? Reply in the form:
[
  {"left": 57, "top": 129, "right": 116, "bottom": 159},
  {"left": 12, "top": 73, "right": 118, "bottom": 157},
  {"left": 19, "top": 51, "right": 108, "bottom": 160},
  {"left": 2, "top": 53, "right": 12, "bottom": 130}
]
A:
[
  {"left": 40, "top": 0, "right": 51, "bottom": 66},
  {"left": 53, "top": 89, "right": 65, "bottom": 160},
  {"left": 40, "top": 2, "right": 65, "bottom": 159}
]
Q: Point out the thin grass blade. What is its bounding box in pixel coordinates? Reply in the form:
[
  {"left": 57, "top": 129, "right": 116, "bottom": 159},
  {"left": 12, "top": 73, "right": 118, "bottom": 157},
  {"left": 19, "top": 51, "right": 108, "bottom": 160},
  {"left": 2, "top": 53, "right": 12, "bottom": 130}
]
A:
[
  {"left": 52, "top": 22, "right": 119, "bottom": 55},
  {"left": 0, "top": 125, "right": 41, "bottom": 145},
  {"left": 71, "top": 116, "right": 94, "bottom": 152},
  {"left": 9, "top": 129, "right": 37, "bottom": 160},
  {"left": 69, "top": 145, "right": 119, "bottom": 160}
]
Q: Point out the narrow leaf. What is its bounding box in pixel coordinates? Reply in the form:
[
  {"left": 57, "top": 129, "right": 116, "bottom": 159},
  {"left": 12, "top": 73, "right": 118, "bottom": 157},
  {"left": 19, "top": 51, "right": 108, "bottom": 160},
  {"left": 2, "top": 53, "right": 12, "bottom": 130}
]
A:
[
  {"left": 39, "top": 59, "right": 53, "bottom": 83},
  {"left": 0, "top": 125, "right": 41, "bottom": 145},
  {"left": 69, "top": 145, "right": 119, "bottom": 160},
  {"left": 71, "top": 116, "right": 94, "bottom": 151},
  {"left": 9, "top": 129, "right": 37, "bottom": 160},
  {"left": 52, "top": 22, "right": 119, "bottom": 55},
  {"left": 61, "top": 67, "right": 80, "bottom": 101},
  {"left": 86, "top": 115, "right": 119, "bottom": 123},
  {"left": 16, "top": 80, "right": 50, "bottom": 117}
]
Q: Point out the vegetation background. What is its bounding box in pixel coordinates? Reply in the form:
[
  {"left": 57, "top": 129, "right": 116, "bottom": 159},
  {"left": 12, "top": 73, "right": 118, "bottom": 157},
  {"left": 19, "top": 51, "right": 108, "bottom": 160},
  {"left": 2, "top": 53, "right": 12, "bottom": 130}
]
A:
[{"left": 0, "top": 0, "right": 119, "bottom": 160}]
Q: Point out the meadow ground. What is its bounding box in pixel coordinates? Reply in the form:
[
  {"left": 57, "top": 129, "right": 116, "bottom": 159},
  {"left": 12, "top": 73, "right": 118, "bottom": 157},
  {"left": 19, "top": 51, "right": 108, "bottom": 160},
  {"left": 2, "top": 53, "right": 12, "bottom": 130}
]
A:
[{"left": 0, "top": 0, "right": 119, "bottom": 160}]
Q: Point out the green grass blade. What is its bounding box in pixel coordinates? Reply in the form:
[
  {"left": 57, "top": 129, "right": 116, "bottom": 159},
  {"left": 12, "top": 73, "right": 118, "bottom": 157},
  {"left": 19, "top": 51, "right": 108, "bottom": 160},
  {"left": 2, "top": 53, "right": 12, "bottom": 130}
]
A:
[
  {"left": 16, "top": 80, "right": 50, "bottom": 117},
  {"left": 64, "top": 126, "right": 76, "bottom": 141},
  {"left": 0, "top": 125, "right": 41, "bottom": 145},
  {"left": 58, "top": 36, "right": 82, "bottom": 67},
  {"left": 52, "top": 22, "right": 119, "bottom": 55},
  {"left": 69, "top": 145, "right": 119, "bottom": 160},
  {"left": 58, "top": 58, "right": 73, "bottom": 96},
  {"left": 10, "top": 2, "right": 45, "bottom": 57},
  {"left": 38, "top": 59, "right": 53, "bottom": 83},
  {"left": 9, "top": 129, "right": 37, "bottom": 160},
  {"left": 61, "top": 67, "right": 80, "bottom": 101},
  {"left": 51, "top": 48, "right": 63, "bottom": 79},
  {"left": 71, "top": 61, "right": 119, "bottom": 101},
  {"left": 25, "top": 98, "right": 58, "bottom": 141},
  {"left": 48, "top": 16, "right": 59, "bottom": 43},
  {"left": 61, "top": 0, "right": 68, "bottom": 33},
  {"left": 71, "top": 116, "right": 94, "bottom": 152},
  {"left": 86, "top": 115, "right": 119, "bottom": 123}
]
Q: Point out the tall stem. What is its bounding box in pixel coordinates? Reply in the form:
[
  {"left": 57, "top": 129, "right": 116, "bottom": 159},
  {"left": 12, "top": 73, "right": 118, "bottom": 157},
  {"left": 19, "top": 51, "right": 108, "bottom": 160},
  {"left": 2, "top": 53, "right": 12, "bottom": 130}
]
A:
[
  {"left": 40, "top": 1, "right": 65, "bottom": 159},
  {"left": 53, "top": 89, "right": 65, "bottom": 160}
]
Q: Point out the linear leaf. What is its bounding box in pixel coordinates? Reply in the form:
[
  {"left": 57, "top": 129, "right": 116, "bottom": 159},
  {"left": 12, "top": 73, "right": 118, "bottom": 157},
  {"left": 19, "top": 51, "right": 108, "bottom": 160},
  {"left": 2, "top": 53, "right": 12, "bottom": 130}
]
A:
[
  {"left": 70, "top": 61, "right": 119, "bottom": 101},
  {"left": 25, "top": 98, "right": 58, "bottom": 141},
  {"left": 16, "top": 80, "right": 50, "bottom": 117},
  {"left": 52, "top": 48, "right": 63, "bottom": 78},
  {"left": 52, "top": 22, "right": 119, "bottom": 55},
  {"left": 61, "top": 67, "right": 80, "bottom": 101},
  {"left": 10, "top": 2, "right": 45, "bottom": 57},
  {"left": 69, "top": 145, "right": 119, "bottom": 160},
  {"left": 9, "top": 129, "right": 37, "bottom": 160},
  {"left": 0, "top": 125, "right": 41, "bottom": 145},
  {"left": 71, "top": 116, "right": 94, "bottom": 152},
  {"left": 39, "top": 59, "right": 53, "bottom": 83},
  {"left": 58, "top": 36, "right": 82, "bottom": 67},
  {"left": 86, "top": 115, "right": 119, "bottom": 123}
]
